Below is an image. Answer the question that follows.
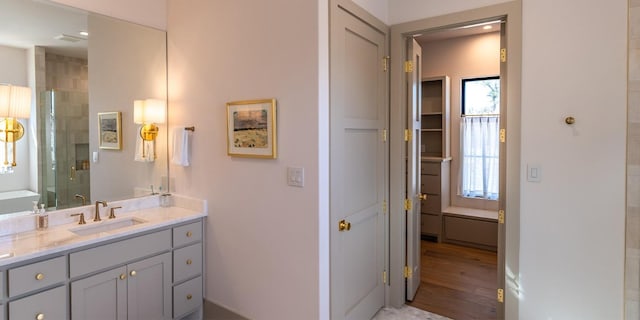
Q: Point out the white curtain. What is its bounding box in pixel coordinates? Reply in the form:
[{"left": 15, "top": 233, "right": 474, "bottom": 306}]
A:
[{"left": 460, "top": 116, "right": 500, "bottom": 200}]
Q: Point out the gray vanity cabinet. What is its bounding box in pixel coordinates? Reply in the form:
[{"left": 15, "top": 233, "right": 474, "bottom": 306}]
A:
[
  {"left": 0, "top": 217, "right": 204, "bottom": 320},
  {"left": 71, "top": 252, "right": 172, "bottom": 320}
]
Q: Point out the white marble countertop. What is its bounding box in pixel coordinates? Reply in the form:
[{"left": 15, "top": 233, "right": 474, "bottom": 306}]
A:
[{"left": 0, "top": 195, "right": 207, "bottom": 267}]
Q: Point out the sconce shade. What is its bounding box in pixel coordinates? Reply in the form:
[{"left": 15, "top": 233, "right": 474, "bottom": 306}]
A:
[
  {"left": 0, "top": 84, "right": 31, "bottom": 119},
  {"left": 133, "top": 99, "right": 165, "bottom": 124}
]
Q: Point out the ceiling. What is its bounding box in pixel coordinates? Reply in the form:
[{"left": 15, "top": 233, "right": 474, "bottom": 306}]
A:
[
  {"left": 413, "top": 20, "right": 502, "bottom": 45},
  {"left": 0, "top": 0, "right": 88, "bottom": 58}
]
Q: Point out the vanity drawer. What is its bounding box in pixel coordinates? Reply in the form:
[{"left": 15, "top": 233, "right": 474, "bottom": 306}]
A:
[
  {"left": 421, "top": 162, "right": 441, "bottom": 175},
  {"left": 173, "top": 243, "right": 202, "bottom": 283},
  {"left": 9, "top": 285, "right": 66, "bottom": 319},
  {"left": 422, "top": 194, "right": 441, "bottom": 214},
  {"left": 70, "top": 229, "right": 171, "bottom": 277},
  {"left": 173, "top": 221, "right": 202, "bottom": 248},
  {"left": 8, "top": 256, "right": 66, "bottom": 297},
  {"left": 173, "top": 276, "right": 203, "bottom": 318},
  {"left": 421, "top": 174, "right": 441, "bottom": 195}
]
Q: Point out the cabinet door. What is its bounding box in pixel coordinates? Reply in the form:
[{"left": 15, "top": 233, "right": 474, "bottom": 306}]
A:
[
  {"left": 71, "top": 266, "right": 127, "bottom": 320},
  {"left": 127, "top": 252, "right": 172, "bottom": 320}
]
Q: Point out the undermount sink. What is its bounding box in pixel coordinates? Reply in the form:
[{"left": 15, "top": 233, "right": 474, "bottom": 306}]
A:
[{"left": 70, "top": 217, "right": 147, "bottom": 236}]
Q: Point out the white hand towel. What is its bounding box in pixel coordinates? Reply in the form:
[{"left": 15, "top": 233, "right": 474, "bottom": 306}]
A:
[
  {"left": 134, "top": 126, "right": 155, "bottom": 162},
  {"left": 172, "top": 128, "right": 190, "bottom": 166}
]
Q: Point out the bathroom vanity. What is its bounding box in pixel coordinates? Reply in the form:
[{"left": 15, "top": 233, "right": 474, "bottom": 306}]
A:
[{"left": 0, "top": 195, "right": 206, "bottom": 320}]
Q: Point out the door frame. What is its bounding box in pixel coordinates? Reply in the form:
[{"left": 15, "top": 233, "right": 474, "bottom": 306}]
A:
[{"left": 387, "top": 1, "right": 522, "bottom": 318}]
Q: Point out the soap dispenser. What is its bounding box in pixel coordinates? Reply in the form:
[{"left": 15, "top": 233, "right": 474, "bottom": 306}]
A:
[{"left": 36, "top": 204, "right": 48, "bottom": 230}]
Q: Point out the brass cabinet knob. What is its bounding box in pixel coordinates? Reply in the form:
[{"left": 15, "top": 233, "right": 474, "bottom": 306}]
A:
[
  {"left": 186, "top": 259, "right": 193, "bottom": 265},
  {"left": 35, "top": 273, "right": 44, "bottom": 281},
  {"left": 130, "top": 270, "right": 137, "bottom": 277},
  {"left": 119, "top": 273, "right": 126, "bottom": 280},
  {"left": 186, "top": 231, "right": 193, "bottom": 237},
  {"left": 187, "top": 294, "right": 193, "bottom": 300},
  {"left": 338, "top": 219, "right": 351, "bottom": 231},
  {"left": 36, "top": 313, "right": 44, "bottom": 320},
  {"left": 418, "top": 193, "right": 427, "bottom": 201}
]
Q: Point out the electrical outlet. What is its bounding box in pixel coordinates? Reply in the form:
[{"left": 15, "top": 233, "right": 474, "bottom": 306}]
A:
[{"left": 287, "top": 167, "right": 304, "bottom": 187}]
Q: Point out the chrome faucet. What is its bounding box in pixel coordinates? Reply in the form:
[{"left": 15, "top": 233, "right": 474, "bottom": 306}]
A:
[
  {"left": 74, "top": 194, "right": 86, "bottom": 206},
  {"left": 94, "top": 201, "right": 108, "bottom": 222}
]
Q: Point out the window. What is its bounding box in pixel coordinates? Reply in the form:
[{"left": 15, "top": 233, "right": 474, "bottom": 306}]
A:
[{"left": 460, "top": 77, "right": 500, "bottom": 200}]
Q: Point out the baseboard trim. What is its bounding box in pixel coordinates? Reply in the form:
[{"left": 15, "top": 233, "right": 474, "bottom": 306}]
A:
[{"left": 203, "top": 299, "right": 249, "bottom": 320}]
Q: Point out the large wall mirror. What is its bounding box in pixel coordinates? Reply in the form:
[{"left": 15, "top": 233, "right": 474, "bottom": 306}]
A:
[{"left": 0, "top": 0, "right": 168, "bottom": 214}]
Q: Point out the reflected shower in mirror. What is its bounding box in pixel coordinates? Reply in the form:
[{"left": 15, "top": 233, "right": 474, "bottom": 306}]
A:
[{"left": 0, "top": 0, "right": 168, "bottom": 214}]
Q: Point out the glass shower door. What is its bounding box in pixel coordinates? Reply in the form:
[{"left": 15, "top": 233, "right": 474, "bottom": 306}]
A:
[{"left": 42, "top": 90, "right": 90, "bottom": 209}]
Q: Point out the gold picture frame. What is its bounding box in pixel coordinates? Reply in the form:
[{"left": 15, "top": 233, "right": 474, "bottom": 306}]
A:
[
  {"left": 226, "top": 99, "right": 277, "bottom": 158},
  {"left": 98, "top": 112, "right": 122, "bottom": 150}
]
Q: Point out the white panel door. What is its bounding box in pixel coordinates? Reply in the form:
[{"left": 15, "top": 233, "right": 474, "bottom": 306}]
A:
[
  {"left": 330, "top": 2, "right": 388, "bottom": 320},
  {"left": 405, "top": 38, "right": 422, "bottom": 301}
]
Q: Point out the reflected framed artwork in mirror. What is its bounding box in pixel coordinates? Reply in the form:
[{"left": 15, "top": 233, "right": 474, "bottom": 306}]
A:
[
  {"left": 226, "top": 99, "right": 277, "bottom": 159},
  {"left": 98, "top": 112, "right": 122, "bottom": 150}
]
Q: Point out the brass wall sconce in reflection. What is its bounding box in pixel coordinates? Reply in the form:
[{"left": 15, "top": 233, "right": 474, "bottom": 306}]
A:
[
  {"left": 133, "top": 99, "right": 166, "bottom": 159},
  {"left": 0, "top": 84, "right": 31, "bottom": 173}
]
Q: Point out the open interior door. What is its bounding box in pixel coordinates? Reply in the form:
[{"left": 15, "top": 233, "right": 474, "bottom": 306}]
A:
[{"left": 405, "top": 38, "right": 422, "bottom": 301}]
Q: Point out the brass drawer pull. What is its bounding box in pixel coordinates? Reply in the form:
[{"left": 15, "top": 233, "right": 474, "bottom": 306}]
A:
[
  {"left": 130, "top": 270, "right": 137, "bottom": 277},
  {"left": 36, "top": 313, "right": 44, "bottom": 320},
  {"left": 187, "top": 294, "right": 193, "bottom": 300},
  {"left": 119, "top": 273, "right": 126, "bottom": 280},
  {"left": 35, "top": 273, "right": 44, "bottom": 281},
  {"left": 186, "top": 231, "right": 193, "bottom": 237},
  {"left": 186, "top": 259, "right": 192, "bottom": 265}
]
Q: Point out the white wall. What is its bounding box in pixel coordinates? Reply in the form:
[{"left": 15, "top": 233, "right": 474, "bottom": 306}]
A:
[
  {"left": 167, "top": 1, "right": 320, "bottom": 319},
  {"left": 421, "top": 32, "right": 500, "bottom": 210},
  {"left": 393, "top": 0, "right": 627, "bottom": 319},
  {"left": 50, "top": 0, "right": 166, "bottom": 30},
  {"left": 0, "top": 45, "right": 31, "bottom": 193},
  {"left": 389, "top": 0, "right": 510, "bottom": 25}
]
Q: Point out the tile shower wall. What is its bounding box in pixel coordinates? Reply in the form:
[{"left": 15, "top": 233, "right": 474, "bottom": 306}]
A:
[
  {"left": 45, "top": 53, "right": 88, "bottom": 92},
  {"left": 43, "top": 53, "right": 90, "bottom": 208},
  {"left": 628, "top": 1, "right": 640, "bottom": 318}
]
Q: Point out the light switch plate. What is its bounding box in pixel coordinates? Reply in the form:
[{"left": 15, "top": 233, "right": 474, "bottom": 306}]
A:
[
  {"left": 527, "top": 164, "right": 541, "bottom": 182},
  {"left": 287, "top": 167, "right": 304, "bottom": 187}
]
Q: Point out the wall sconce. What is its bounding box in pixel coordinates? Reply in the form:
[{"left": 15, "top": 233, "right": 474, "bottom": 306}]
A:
[
  {"left": 0, "top": 84, "right": 31, "bottom": 173},
  {"left": 133, "top": 99, "right": 166, "bottom": 159}
]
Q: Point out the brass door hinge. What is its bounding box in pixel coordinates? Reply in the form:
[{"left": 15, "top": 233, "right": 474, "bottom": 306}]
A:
[
  {"left": 404, "top": 199, "right": 412, "bottom": 211},
  {"left": 382, "top": 200, "right": 387, "bottom": 214},
  {"left": 383, "top": 56, "right": 390, "bottom": 72},
  {"left": 404, "top": 266, "right": 412, "bottom": 278},
  {"left": 499, "top": 129, "right": 506, "bottom": 143},
  {"left": 500, "top": 48, "right": 507, "bottom": 63},
  {"left": 404, "top": 60, "right": 413, "bottom": 73},
  {"left": 404, "top": 129, "right": 412, "bottom": 142},
  {"left": 497, "top": 288, "right": 504, "bottom": 303},
  {"left": 498, "top": 210, "right": 505, "bottom": 224},
  {"left": 383, "top": 271, "right": 387, "bottom": 283},
  {"left": 382, "top": 129, "right": 387, "bottom": 142}
]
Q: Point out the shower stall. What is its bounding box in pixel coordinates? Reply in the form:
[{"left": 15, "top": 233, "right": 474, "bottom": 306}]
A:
[{"left": 41, "top": 90, "right": 90, "bottom": 209}]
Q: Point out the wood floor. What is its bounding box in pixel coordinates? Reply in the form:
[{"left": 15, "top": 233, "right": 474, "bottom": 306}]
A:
[{"left": 407, "top": 239, "right": 497, "bottom": 320}]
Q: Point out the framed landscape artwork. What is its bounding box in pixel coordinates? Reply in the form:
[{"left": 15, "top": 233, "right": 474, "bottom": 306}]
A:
[
  {"left": 226, "top": 99, "right": 277, "bottom": 158},
  {"left": 98, "top": 112, "right": 122, "bottom": 150}
]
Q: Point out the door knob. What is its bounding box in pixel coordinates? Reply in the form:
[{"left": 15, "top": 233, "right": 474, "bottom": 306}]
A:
[
  {"left": 338, "top": 219, "right": 351, "bottom": 231},
  {"left": 418, "top": 193, "right": 427, "bottom": 201}
]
